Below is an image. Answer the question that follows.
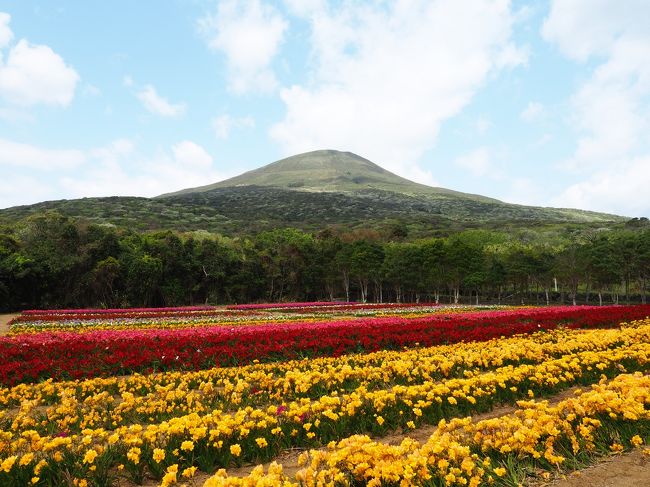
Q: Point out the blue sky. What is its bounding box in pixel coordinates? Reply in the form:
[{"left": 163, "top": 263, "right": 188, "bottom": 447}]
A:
[{"left": 1, "top": 0, "right": 649, "bottom": 217}]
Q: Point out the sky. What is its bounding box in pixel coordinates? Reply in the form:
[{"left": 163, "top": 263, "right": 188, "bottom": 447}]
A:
[{"left": 0, "top": 0, "right": 649, "bottom": 217}]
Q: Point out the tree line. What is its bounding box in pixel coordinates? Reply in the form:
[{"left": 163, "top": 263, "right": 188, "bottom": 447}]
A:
[{"left": 1, "top": 212, "right": 649, "bottom": 311}]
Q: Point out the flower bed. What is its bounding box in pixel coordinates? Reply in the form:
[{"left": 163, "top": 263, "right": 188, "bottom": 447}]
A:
[{"left": 1, "top": 305, "right": 648, "bottom": 385}]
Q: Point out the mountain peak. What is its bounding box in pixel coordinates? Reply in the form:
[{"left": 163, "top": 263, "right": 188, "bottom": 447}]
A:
[{"left": 160, "top": 149, "right": 494, "bottom": 201}]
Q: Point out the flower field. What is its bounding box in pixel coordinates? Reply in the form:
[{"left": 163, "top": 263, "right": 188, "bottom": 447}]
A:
[{"left": 0, "top": 303, "right": 649, "bottom": 486}]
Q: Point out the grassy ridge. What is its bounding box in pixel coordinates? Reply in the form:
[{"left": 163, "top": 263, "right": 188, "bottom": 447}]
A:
[{"left": 0, "top": 150, "right": 625, "bottom": 235}]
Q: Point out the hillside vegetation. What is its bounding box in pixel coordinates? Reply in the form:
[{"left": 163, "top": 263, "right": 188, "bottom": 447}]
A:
[
  {"left": 1, "top": 211, "right": 648, "bottom": 311},
  {"left": 0, "top": 150, "right": 625, "bottom": 236}
]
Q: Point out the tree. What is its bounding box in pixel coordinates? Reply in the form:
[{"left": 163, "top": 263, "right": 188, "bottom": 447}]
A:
[
  {"left": 420, "top": 238, "right": 445, "bottom": 303},
  {"left": 383, "top": 243, "right": 423, "bottom": 302},
  {"left": 443, "top": 234, "right": 486, "bottom": 304},
  {"left": 349, "top": 240, "right": 384, "bottom": 302},
  {"left": 91, "top": 257, "right": 121, "bottom": 307}
]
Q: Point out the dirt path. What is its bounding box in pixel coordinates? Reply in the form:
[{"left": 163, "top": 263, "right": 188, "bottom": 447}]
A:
[
  {"left": 0, "top": 313, "right": 18, "bottom": 335},
  {"left": 185, "top": 386, "right": 585, "bottom": 484},
  {"left": 548, "top": 449, "right": 650, "bottom": 487},
  {"left": 113, "top": 383, "right": 650, "bottom": 486},
  {"left": 137, "top": 446, "right": 650, "bottom": 487}
]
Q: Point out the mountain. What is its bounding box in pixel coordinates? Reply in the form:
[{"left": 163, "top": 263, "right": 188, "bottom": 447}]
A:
[
  {"left": 161, "top": 150, "right": 497, "bottom": 203},
  {"left": 0, "top": 150, "right": 625, "bottom": 236},
  {"left": 159, "top": 149, "right": 621, "bottom": 223}
]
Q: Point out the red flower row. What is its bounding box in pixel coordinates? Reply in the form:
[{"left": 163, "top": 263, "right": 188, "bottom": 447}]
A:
[{"left": 1, "top": 305, "right": 648, "bottom": 386}]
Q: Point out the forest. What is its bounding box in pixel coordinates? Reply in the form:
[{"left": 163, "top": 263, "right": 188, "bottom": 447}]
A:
[{"left": 1, "top": 211, "right": 649, "bottom": 311}]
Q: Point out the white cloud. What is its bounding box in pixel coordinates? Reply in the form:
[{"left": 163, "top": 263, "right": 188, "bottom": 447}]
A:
[
  {"left": 212, "top": 114, "right": 255, "bottom": 139},
  {"left": 88, "top": 138, "right": 134, "bottom": 162},
  {"left": 60, "top": 139, "right": 226, "bottom": 199},
  {"left": 123, "top": 75, "right": 134, "bottom": 87},
  {"left": 0, "top": 174, "right": 53, "bottom": 209},
  {"left": 136, "top": 84, "right": 186, "bottom": 117},
  {"left": 0, "top": 39, "right": 79, "bottom": 106},
  {"left": 0, "top": 12, "right": 13, "bottom": 48},
  {"left": 0, "top": 138, "right": 85, "bottom": 169},
  {"left": 270, "top": 0, "right": 526, "bottom": 185},
  {"left": 501, "top": 176, "right": 546, "bottom": 207},
  {"left": 552, "top": 156, "right": 650, "bottom": 217},
  {"left": 0, "top": 138, "right": 234, "bottom": 208},
  {"left": 496, "top": 42, "right": 530, "bottom": 69},
  {"left": 543, "top": 0, "right": 650, "bottom": 215},
  {"left": 520, "top": 101, "right": 544, "bottom": 122},
  {"left": 199, "top": 0, "right": 287, "bottom": 94},
  {"left": 172, "top": 140, "right": 213, "bottom": 169},
  {"left": 455, "top": 147, "right": 492, "bottom": 177},
  {"left": 542, "top": 0, "right": 649, "bottom": 62}
]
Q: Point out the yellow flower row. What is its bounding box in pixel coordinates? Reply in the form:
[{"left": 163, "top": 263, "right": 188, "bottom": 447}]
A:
[
  {"left": 204, "top": 372, "right": 650, "bottom": 486},
  {"left": 3, "top": 323, "right": 648, "bottom": 440},
  {"left": 1, "top": 337, "right": 648, "bottom": 485},
  {"left": 5, "top": 320, "right": 647, "bottom": 411}
]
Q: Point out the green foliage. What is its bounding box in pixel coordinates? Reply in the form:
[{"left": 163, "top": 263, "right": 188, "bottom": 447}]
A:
[
  {"left": 0, "top": 150, "right": 624, "bottom": 238},
  {"left": 0, "top": 147, "right": 642, "bottom": 310},
  {"left": 0, "top": 210, "right": 649, "bottom": 311}
]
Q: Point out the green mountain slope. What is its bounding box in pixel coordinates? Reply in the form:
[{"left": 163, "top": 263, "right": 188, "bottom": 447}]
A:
[
  {"left": 0, "top": 150, "right": 625, "bottom": 235},
  {"left": 160, "top": 149, "right": 498, "bottom": 202}
]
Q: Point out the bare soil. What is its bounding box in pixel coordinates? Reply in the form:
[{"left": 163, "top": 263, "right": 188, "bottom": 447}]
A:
[
  {"left": 546, "top": 449, "right": 650, "bottom": 487},
  {"left": 0, "top": 313, "right": 18, "bottom": 335},
  {"left": 175, "top": 387, "right": 586, "bottom": 484}
]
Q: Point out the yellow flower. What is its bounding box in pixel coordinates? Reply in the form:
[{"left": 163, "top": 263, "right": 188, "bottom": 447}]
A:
[
  {"left": 631, "top": 435, "right": 643, "bottom": 447},
  {"left": 230, "top": 444, "right": 242, "bottom": 457},
  {"left": 83, "top": 449, "right": 98, "bottom": 464},
  {"left": 2, "top": 456, "right": 17, "bottom": 473},
  {"left": 610, "top": 443, "right": 624, "bottom": 453},
  {"left": 153, "top": 448, "right": 166, "bottom": 463},
  {"left": 127, "top": 447, "right": 141, "bottom": 464},
  {"left": 19, "top": 453, "right": 35, "bottom": 466},
  {"left": 376, "top": 416, "right": 385, "bottom": 426},
  {"left": 182, "top": 466, "right": 197, "bottom": 478},
  {"left": 34, "top": 460, "right": 47, "bottom": 476},
  {"left": 31, "top": 478, "right": 39, "bottom": 485},
  {"left": 180, "top": 440, "right": 194, "bottom": 452},
  {"left": 256, "top": 437, "right": 268, "bottom": 448},
  {"left": 161, "top": 464, "right": 179, "bottom": 487},
  {"left": 493, "top": 467, "right": 506, "bottom": 477}
]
